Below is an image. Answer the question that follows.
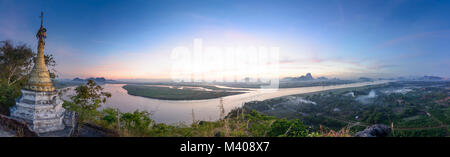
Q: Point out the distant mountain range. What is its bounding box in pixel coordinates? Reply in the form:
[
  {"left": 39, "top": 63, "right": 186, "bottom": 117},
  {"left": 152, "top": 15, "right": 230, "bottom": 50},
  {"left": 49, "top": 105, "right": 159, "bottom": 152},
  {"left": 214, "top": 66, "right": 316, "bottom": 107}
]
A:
[
  {"left": 415, "top": 75, "right": 444, "bottom": 81},
  {"left": 282, "top": 73, "right": 329, "bottom": 81},
  {"left": 282, "top": 73, "right": 448, "bottom": 82},
  {"left": 72, "top": 77, "right": 116, "bottom": 83}
]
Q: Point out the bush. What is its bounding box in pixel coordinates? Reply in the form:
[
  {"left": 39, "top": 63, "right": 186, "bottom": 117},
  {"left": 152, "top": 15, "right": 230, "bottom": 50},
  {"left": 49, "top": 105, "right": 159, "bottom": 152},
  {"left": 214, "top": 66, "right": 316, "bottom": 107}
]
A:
[
  {"left": 266, "top": 118, "right": 308, "bottom": 137},
  {"left": 0, "top": 82, "right": 21, "bottom": 115},
  {"left": 120, "top": 110, "right": 153, "bottom": 131}
]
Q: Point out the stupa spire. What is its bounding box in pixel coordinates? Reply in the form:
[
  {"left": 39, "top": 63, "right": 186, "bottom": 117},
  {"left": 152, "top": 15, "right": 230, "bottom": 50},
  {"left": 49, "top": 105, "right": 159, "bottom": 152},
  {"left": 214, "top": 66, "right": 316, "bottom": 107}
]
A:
[
  {"left": 40, "top": 12, "right": 43, "bottom": 27},
  {"left": 26, "top": 12, "right": 55, "bottom": 92}
]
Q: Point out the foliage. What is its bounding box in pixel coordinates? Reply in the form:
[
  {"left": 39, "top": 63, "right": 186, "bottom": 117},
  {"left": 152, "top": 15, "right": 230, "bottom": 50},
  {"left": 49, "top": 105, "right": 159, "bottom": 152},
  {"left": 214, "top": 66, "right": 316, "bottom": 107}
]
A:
[
  {"left": 0, "top": 41, "right": 34, "bottom": 86},
  {"left": 120, "top": 110, "right": 153, "bottom": 131},
  {"left": 429, "top": 108, "right": 450, "bottom": 125},
  {"left": 63, "top": 80, "right": 111, "bottom": 122},
  {"left": 101, "top": 108, "right": 120, "bottom": 125},
  {"left": 266, "top": 118, "right": 308, "bottom": 137},
  {"left": 0, "top": 81, "right": 21, "bottom": 115},
  {"left": 70, "top": 80, "right": 111, "bottom": 111},
  {"left": 44, "top": 54, "right": 57, "bottom": 79},
  {"left": 0, "top": 40, "right": 57, "bottom": 84},
  {"left": 63, "top": 100, "right": 101, "bottom": 122}
]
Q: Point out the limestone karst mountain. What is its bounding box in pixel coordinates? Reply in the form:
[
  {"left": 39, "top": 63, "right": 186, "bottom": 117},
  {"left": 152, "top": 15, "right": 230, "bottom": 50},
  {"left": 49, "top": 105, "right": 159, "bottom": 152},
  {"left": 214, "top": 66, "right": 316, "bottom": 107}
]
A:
[{"left": 282, "top": 73, "right": 316, "bottom": 81}]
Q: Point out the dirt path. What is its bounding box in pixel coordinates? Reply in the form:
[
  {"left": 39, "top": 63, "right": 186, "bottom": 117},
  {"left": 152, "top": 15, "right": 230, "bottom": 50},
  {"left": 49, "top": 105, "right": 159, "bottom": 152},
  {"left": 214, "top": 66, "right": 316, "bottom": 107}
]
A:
[
  {"left": 394, "top": 126, "right": 446, "bottom": 131},
  {"left": 320, "top": 115, "right": 369, "bottom": 127}
]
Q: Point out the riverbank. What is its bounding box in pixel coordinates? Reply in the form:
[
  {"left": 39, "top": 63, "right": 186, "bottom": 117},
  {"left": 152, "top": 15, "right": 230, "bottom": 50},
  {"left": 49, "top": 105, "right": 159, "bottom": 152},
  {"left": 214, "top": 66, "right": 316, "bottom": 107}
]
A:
[{"left": 122, "top": 84, "right": 246, "bottom": 100}]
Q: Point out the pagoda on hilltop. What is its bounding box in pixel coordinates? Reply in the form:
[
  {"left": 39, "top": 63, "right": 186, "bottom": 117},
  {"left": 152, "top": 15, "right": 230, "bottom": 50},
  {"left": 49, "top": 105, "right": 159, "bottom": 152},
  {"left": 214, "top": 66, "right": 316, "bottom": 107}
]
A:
[{"left": 9, "top": 12, "right": 67, "bottom": 133}]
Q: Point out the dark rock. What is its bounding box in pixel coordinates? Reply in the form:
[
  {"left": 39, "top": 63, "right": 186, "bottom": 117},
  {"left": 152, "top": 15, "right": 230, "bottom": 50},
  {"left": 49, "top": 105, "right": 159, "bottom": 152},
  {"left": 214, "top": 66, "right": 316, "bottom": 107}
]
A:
[
  {"left": 354, "top": 124, "right": 391, "bottom": 137},
  {"left": 0, "top": 114, "right": 38, "bottom": 137},
  {"left": 79, "top": 123, "right": 120, "bottom": 137},
  {"left": 72, "top": 77, "right": 84, "bottom": 82},
  {"left": 198, "top": 121, "right": 206, "bottom": 125},
  {"left": 214, "top": 131, "right": 222, "bottom": 137},
  {"left": 304, "top": 73, "right": 313, "bottom": 80}
]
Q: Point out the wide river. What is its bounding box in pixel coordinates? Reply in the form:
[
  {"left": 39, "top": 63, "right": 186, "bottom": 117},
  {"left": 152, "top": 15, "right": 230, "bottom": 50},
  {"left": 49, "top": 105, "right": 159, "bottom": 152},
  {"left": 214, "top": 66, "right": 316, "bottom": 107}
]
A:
[{"left": 62, "top": 80, "right": 390, "bottom": 124}]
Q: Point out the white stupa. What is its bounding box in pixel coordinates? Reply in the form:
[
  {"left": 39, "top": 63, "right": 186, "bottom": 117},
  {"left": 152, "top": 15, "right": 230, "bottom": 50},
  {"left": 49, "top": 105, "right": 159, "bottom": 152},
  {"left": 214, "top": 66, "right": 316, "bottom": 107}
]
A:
[{"left": 9, "top": 12, "right": 66, "bottom": 133}]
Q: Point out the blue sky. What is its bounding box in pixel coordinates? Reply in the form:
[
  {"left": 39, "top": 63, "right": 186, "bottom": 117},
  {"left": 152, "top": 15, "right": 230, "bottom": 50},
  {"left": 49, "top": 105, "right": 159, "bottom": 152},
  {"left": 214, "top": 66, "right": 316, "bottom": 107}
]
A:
[{"left": 0, "top": 0, "right": 449, "bottom": 79}]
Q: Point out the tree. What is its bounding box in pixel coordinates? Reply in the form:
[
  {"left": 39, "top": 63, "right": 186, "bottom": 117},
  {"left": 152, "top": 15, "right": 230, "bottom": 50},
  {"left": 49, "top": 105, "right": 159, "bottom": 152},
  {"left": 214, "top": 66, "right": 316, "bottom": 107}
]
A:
[
  {"left": 267, "top": 118, "right": 308, "bottom": 137},
  {"left": 70, "top": 80, "right": 112, "bottom": 111},
  {"left": 0, "top": 82, "right": 21, "bottom": 115},
  {"left": 120, "top": 110, "right": 153, "bottom": 131},
  {"left": 0, "top": 40, "right": 34, "bottom": 86},
  {"left": 102, "top": 108, "right": 120, "bottom": 125},
  {"left": 63, "top": 80, "right": 111, "bottom": 122}
]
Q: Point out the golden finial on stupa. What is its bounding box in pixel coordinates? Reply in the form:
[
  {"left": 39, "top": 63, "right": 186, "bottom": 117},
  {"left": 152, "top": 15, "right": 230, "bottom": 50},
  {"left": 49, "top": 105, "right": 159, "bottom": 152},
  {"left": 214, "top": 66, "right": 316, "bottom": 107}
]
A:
[{"left": 26, "top": 12, "right": 55, "bottom": 92}]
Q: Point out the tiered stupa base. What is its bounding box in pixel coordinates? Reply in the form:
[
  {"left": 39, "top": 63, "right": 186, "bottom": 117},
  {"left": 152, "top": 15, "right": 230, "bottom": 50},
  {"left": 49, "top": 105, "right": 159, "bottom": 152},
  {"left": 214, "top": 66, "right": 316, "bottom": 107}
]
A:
[{"left": 10, "top": 89, "right": 66, "bottom": 133}]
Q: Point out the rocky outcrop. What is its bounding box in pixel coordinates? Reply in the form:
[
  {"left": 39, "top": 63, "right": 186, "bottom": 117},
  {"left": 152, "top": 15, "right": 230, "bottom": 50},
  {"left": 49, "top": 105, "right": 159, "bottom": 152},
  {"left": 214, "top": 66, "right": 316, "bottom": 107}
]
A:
[
  {"left": 78, "top": 123, "right": 120, "bottom": 137},
  {"left": 354, "top": 124, "right": 391, "bottom": 137},
  {"left": 0, "top": 114, "right": 38, "bottom": 137}
]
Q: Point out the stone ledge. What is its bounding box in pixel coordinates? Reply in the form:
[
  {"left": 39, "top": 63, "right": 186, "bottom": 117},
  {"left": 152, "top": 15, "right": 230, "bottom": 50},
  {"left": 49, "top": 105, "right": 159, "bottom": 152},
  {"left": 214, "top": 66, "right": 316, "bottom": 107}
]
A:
[
  {"left": 31, "top": 111, "right": 79, "bottom": 137},
  {"left": 1, "top": 111, "right": 79, "bottom": 137},
  {"left": 0, "top": 114, "right": 38, "bottom": 137}
]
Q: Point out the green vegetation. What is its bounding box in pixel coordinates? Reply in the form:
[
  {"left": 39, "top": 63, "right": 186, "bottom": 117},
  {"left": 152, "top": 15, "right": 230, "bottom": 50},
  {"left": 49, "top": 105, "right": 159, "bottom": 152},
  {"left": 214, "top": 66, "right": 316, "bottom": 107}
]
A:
[
  {"left": 429, "top": 108, "right": 450, "bottom": 125},
  {"left": 239, "top": 81, "right": 450, "bottom": 136},
  {"left": 63, "top": 80, "right": 111, "bottom": 122},
  {"left": 122, "top": 84, "right": 245, "bottom": 100}
]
